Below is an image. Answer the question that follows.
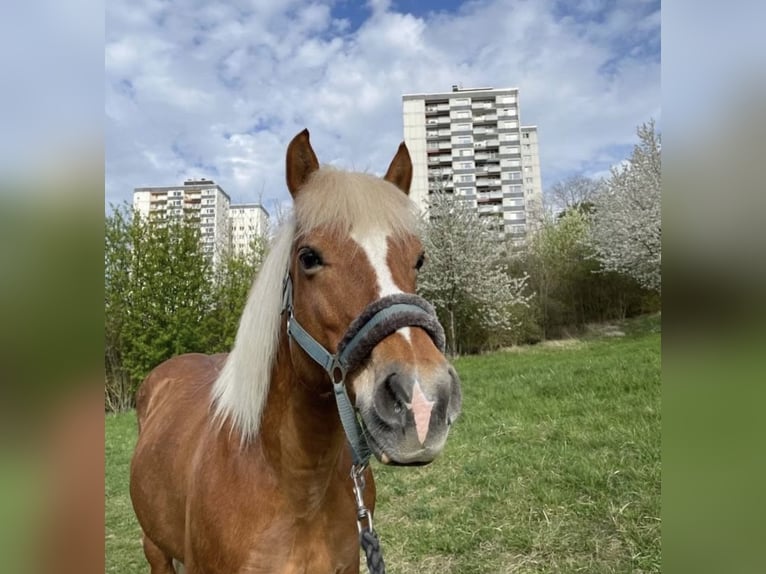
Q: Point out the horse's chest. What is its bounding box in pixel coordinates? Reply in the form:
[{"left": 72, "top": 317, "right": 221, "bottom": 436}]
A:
[
  {"left": 189, "top": 493, "right": 359, "bottom": 573},
  {"left": 241, "top": 518, "right": 358, "bottom": 574}
]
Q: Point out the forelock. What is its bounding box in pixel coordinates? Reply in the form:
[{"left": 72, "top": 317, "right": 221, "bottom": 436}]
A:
[{"left": 293, "top": 167, "right": 419, "bottom": 239}]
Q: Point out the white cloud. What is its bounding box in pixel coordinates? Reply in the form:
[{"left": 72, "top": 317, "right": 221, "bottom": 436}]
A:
[{"left": 105, "top": 0, "right": 660, "bottom": 215}]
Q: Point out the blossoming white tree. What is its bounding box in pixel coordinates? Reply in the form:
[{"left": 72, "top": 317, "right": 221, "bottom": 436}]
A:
[
  {"left": 590, "top": 121, "right": 661, "bottom": 293},
  {"left": 418, "top": 189, "right": 533, "bottom": 354}
]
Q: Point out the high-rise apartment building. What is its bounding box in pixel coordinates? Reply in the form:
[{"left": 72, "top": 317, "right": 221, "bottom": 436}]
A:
[
  {"left": 133, "top": 179, "right": 231, "bottom": 265},
  {"left": 229, "top": 203, "right": 269, "bottom": 257},
  {"left": 133, "top": 179, "right": 269, "bottom": 265},
  {"left": 402, "top": 86, "right": 544, "bottom": 242}
]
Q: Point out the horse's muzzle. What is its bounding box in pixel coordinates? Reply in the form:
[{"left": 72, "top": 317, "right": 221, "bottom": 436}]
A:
[{"left": 362, "top": 363, "right": 462, "bottom": 465}]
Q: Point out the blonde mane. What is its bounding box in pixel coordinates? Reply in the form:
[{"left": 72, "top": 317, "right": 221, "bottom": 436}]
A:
[{"left": 211, "top": 167, "right": 419, "bottom": 441}]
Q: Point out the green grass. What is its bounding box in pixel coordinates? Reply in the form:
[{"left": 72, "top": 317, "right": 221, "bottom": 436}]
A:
[
  {"left": 106, "top": 315, "right": 660, "bottom": 573},
  {"left": 105, "top": 411, "right": 144, "bottom": 573}
]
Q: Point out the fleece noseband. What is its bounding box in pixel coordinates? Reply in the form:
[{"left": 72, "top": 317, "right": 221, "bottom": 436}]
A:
[{"left": 281, "top": 274, "right": 445, "bottom": 466}]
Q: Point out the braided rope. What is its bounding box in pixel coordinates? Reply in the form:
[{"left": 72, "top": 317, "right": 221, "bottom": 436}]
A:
[{"left": 360, "top": 529, "right": 386, "bottom": 574}]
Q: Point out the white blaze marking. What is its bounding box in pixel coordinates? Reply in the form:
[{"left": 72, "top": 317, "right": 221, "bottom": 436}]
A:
[
  {"left": 406, "top": 380, "right": 435, "bottom": 445},
  {"left": 351, "top": 229, "right": 411, "bottom": 344},
  {"left": 351, "top": 229, "right": 401, "bottom": 297}
]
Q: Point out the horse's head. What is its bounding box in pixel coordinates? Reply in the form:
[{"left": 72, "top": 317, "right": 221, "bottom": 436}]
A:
[{"left": 283, "top": 129, "right": 462, "bottom": 466}]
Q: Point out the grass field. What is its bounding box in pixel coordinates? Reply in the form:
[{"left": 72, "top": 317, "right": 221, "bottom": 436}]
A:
[{"left": 106, "top": 315, "right": 660, "bottom": 573}]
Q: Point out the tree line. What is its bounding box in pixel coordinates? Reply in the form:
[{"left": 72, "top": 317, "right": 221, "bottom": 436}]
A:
[
  {"left": 418, "top": 120, "right": 661, "bottom": 351},
  {"left": 105, "top": 121, "right": 660, "bottom": 411},
  {"left": 105, "top": 208, "right": 266, "bottom": 411}
]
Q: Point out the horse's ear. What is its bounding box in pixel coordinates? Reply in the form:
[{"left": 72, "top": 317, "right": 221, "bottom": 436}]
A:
[
  {"left": 286, "top": 129, "right": 320, "bottom": 198},
  {"left": 384, "top": 142, "right": 412, "bottom": 195}
]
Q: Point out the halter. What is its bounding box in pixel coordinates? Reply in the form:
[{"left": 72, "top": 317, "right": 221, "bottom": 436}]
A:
[
  {"left": 281, "top": 273, "right": 446, "bottom": 466},
  {"left": 280, "top": 272, "right": 446, "bottom": 573}
]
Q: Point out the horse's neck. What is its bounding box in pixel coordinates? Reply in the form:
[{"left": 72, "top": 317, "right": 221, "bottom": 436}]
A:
[{"left": 257, "top": 342, "right": 347, "bottom": 509}]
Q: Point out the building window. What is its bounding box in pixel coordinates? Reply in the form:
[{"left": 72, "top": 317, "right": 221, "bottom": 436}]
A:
[
  {"left": 459, "top": 161, "right": 473, "bottom": 169},
  {"left": 455, "top": 110, "right": 470, "bottom": 119},
  {"left": 452, "top": 97, "right": 470, "bottom": 105},
  {"left": 523, "top": 132, "right": 530, "bottom": 139},
  {"left": 525, "top": 177, "right": 533, "bottom": 184},
  {"left": 509, "top": 172, "right": 521, "bottom": 180},
  {"left": 458, "top": 174, "right": 474, "bottom": 182},
  {"left": 459, "top": 149, "right": 473, "bottom": 157},
  {"left": 456, "top": 135, "right": 472, "bottom": 144}
]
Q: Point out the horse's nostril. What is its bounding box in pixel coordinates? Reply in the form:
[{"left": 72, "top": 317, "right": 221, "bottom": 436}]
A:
[
  {"left": 374, "top": 371, "right": 413, "bottom": 428},
  {"left": 383, "top": 372, "right": 408, "bottom": 403}
]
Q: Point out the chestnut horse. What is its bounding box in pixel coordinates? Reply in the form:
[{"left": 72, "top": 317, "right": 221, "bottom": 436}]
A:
[{"left": 130, "top": 130, "right": 462, "bottom": 573}]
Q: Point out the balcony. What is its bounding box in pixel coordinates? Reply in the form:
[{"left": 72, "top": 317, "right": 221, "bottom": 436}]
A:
[
  {"left": 476, "top": 178, "right": 502, "bottom": 187},
  {"left": 429, "top": 181, "right": 454, "bottom": 192},
  {"left": 425, "top": 103, "right": 450, "bottom": 114},
  {"left": 428, "top": 154, "right": 452, "bottom": 164},
  {"left": 476, "top": 189, "right": 502, "bottom": 202},
  {"left": 473, "top": 127, "right": 497, "bottom": 136},
  {"left": 426, "top": 128, "right": 452, "bottom": 139},
  {"left": 476, "top": 164, "right": 502, "bottom": 175},
  {"left": 473, "top": 114, "right": 498, "bottom": 124}
]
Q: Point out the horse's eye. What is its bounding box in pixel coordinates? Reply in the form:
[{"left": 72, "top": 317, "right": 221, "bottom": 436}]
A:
[
  {"left": 415, "top": 252, "right": 426, "bottom": 271},
  {"left": 298, "top": 248, "right": 323, "bottom": 271}
]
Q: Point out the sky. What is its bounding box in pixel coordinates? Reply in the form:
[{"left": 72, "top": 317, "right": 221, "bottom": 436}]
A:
[{"left": 105, "top": 0, "right": 661, "bottom": 215}]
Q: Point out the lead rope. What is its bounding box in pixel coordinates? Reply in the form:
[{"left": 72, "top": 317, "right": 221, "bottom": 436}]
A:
[{"left": 351, "top": 464, "right": 386, "bottom": 574}]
